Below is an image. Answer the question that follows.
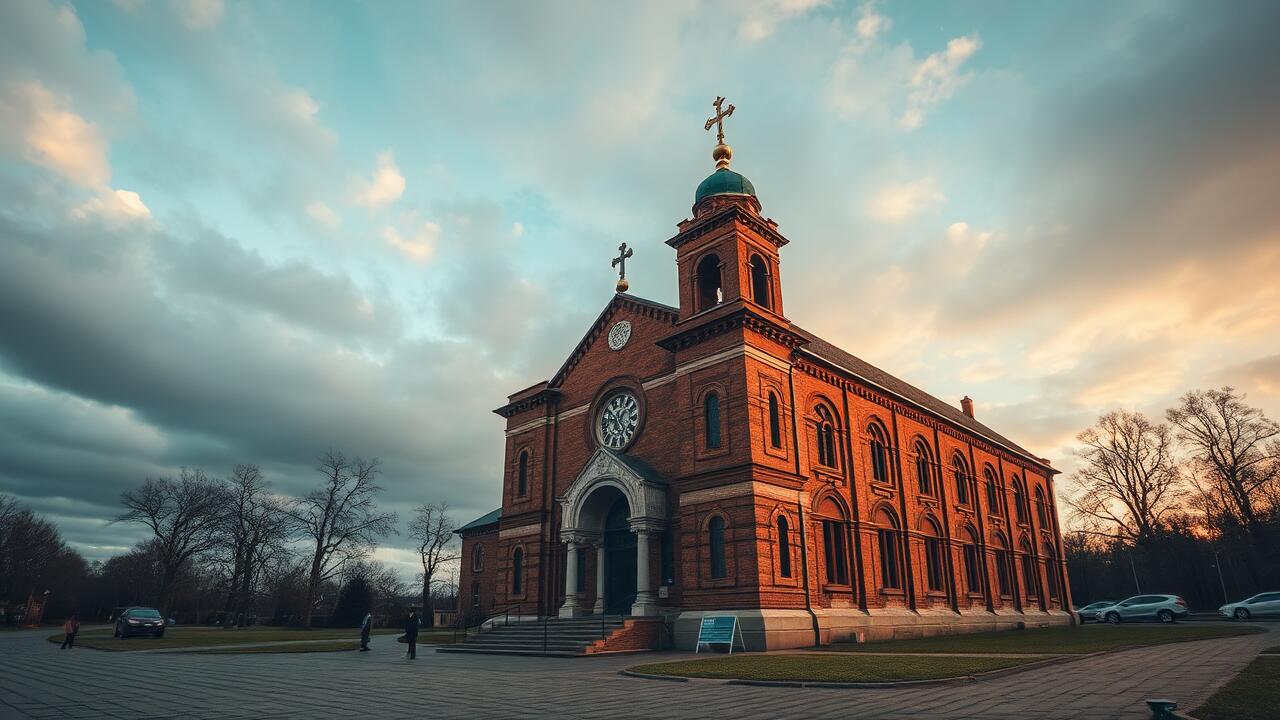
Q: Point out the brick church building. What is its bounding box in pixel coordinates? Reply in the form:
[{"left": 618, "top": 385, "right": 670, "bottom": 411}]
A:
[{"left": 457, "top": 114, "right": 1072, "bottom": 650}]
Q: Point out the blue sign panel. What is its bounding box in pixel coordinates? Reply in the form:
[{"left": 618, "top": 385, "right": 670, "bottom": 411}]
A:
[{"left": 695, "top": 616, "right": 744, "bottom": 653}]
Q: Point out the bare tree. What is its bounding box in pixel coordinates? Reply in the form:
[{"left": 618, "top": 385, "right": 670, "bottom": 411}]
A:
[
  {"left": 1067, "top": 410, "right": 1183, "bottom": 547},
  {"left": 408, "top": 502, "right": 459, "bottom": 627},
  {"left": 1167, "top": 387, "right": 1279, "bottom": 553},
  {"left": 286, "top": 450, "right": 397, "bottom": 628},
  {"left": 219, "top": 465, "right": 292, "bottom": 627},
  {"left": 113, "top": 469, "right": 229, "bottom": 613}
]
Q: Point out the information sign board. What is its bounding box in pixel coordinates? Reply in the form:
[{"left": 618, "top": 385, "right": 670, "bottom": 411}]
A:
[{"left": 695, "top": 615, "right": 745, "bottom": 654}]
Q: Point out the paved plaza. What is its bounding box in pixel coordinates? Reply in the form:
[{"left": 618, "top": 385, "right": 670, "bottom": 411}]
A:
[{"left": 0, "top": 624, "right": 1274, "bottom": 719}]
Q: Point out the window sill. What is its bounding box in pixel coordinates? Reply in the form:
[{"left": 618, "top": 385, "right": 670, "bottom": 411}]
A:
[
  {"left": 879, "top": 588, "right": 905, "bottom": 596},
  {"left": 822, "top": 583, "right": 853, "bottom": 593},
  {"left": 925, "top": 590, "right": 947, "bottom": 598},
  {"left": 966, "top": 592, "right": 985, "bottom": 599}
]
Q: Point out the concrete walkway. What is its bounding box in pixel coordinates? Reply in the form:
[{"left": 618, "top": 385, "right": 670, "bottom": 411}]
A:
[{"left": 0, "top": 624, "right": 1273, "bottom": 719}]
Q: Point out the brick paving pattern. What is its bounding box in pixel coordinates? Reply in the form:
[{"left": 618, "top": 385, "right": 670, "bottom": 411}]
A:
[{"left": 0, "top": 625, "right": 1273, "bottom": 719}]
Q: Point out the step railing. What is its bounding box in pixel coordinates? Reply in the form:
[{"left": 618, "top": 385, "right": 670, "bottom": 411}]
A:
[{"left": 451, "top": 606, "right": 621, "bottom": 656}]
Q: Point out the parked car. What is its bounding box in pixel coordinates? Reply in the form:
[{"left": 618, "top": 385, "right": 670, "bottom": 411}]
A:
[
  {"left": 114, "top": 607, "right": 166, "bottom": 639},
  {"left": 1097, "top": 594, "right": 1189, "bottom": 624},
  {"left": 1219, "top": 591, "right": 1280, "bottom": 620},
  {"left": 1075, "top": 600, "right": 1118, "bottom": 623}
]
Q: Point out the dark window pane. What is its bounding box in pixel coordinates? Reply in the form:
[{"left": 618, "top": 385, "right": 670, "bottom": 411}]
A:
[
  {"left": 777, "top": 516, "right": 792, "bottom": 578},
  {"left": 705, "top": 394, "right": 721, "bottom": 449},
  {"left": 709, "top": 516, "right": 726, "bottom": 579},
  {"left": 768, "top": 393, "right": 782, "bottom": 448}
]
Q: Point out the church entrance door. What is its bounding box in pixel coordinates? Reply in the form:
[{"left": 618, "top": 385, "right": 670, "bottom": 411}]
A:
[{"left": 603, "top": 498, "right": 637, "bottom": 616}]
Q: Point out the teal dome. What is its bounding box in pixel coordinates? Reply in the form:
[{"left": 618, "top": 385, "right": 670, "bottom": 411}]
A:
[{"left": 695, "top": 168, "right": 756, "bottom": 204}]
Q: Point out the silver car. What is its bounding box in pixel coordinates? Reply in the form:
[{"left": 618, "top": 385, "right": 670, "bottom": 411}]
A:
[
  {"left": 1076, "top": 600, "right": 1118, "bottom": 623},
  {"left": 1097, "top": 594, "right": 1189, "bottom": 624},
  {"left": 1219, "top": 591, "right": 1280, "bottom": 620}
]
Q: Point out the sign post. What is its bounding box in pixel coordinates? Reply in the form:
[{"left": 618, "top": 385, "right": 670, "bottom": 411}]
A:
[{"left": 695, "top": 615, "right": 745, "bottom": 654}]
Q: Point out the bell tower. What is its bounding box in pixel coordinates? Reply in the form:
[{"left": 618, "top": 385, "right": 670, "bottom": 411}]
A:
[{"left": 667, "top": 97, "right": 788, "bottom": 324}]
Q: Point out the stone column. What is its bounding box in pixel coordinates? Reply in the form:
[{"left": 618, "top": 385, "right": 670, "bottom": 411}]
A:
[
  {"left": 631, "top": 528, "right": 657, "bottom": 616},
  {"left": 559, "top": 540, "right": 581, "bottom": 618},
  {"left": 593, "top": 543, "right": 606, "bottom": 614}
]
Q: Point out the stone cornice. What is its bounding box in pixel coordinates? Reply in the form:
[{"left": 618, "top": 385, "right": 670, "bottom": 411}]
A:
[
  {"left": 666, "top": 203, "right": 789, "bottom": 251},
  {"left": 494, "top": 387, "right": 561, "bottom": 419},
  {"left": 657, "top": 306, "right": 808, "bottom": 352}
]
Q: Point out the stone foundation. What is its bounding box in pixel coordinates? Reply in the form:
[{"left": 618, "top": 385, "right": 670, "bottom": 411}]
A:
[{"left": 674, "top": 607, "right": 1074, "bottom": 651}]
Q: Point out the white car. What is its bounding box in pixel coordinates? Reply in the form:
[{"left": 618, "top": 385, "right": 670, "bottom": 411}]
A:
[{"left": 1219, "top": 591, "right": 1280, "bottom": 620}]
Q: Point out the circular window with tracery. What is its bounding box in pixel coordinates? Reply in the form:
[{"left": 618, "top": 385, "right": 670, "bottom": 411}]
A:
[{"left": 596, "top": 390, "right": 641, "bottom": 450}]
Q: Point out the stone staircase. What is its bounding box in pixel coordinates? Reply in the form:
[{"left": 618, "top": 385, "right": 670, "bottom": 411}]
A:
[{"left": 436, "top": 615, "right": 660, "bottom": 657}]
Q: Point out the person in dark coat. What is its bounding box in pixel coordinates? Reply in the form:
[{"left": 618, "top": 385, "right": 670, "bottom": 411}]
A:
[
  {"left": 359, "top": 612, "right": 372, "bottom": 652},
  {"left": 60, "top": 613, "right": 80, "bottom": 649},
  {"left": 403, "top": 609, "right": 419, "bottom": 659}
]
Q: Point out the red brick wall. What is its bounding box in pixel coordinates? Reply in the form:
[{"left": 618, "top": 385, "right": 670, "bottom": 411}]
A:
[
  {"left": 474, "top": 193, "right": 1071, "bottom": 623},
  {"left": 458, "top": 526, "right": 499, "bottom": 622}
]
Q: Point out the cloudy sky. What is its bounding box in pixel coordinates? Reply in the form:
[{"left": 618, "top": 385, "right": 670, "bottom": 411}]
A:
[{"left": 2, "top": 0, "right": 1278, "bottom": 579}]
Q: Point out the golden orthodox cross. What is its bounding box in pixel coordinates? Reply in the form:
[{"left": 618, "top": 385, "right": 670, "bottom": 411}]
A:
[{"left": 704, "top": 96, "right": 735, "bottom": 145}]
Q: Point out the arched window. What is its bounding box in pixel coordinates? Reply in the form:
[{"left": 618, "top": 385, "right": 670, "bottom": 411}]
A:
[
  {"left": 511, "top": 547, "right": 524, "bottom": 595},
  {"left": 818, "top": 498, "right": 848, "bottom": 585},
  {"left": 1034, "top": 486, "right": 1049, "bottom": 527},
  {"left": 696, "top": 254, "right": 722, "bottom": 311},
  {"left": 816, "top": 406, "right": 837, "bottom": 467},
  {"left": 877, "top": 510, "right": 902, "bottom": 589},
  {"left": 953, "top": 455, "right": 970, "bottom": 505},
  {"left": 709, "top": 516, "right": 727, "bottom": 579},
  {"left": 1019, "top": 540, "right": 1037, "bottom": 598},
  {"left": 992, "top": 533, "right": 1012, "bottom": 596},
  {"left": 923, "top": 519, "right": 945, "bottom": 592},
  {"left": 1012, "top": 478, "right": 1028, "bottom": 523},
  {"left": 776, "top": 515, "right": 792, "bottom": 578},
  {"left": 914, "top": 440, "right": 933, "bottom": 495},
  {"left": 1044, "top": 544, "right": 1060, "bottom": 600},
  {"left": 869, "top": 423, "right": 890, "bottom": 484},
  {"left": 961, "top": 527, "right": 982, "bottom": 595},
  {"left": 984, "top": 467, "right": 1001, "bottom": 515},
  {"left": 767, "top": 392, "right": 782, "bottom": 449},
  {"left": 472, "top": 545, "right": 485, "bottom": 573},
  {"left": 749, "top": 254, "right": 771, "bottom": 309},
  {"left": 704, "top": 393, "right": 722, "bottom": 449},
  {"left": 517, "top": 451, "right": 528, "bottom": 497}
]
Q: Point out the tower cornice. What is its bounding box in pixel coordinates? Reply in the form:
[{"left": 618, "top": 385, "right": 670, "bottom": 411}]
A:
[
  {"left": 666, "top": 202, "right": 789, "bottom": 251},
  {"left": 656, "top": 306, "right": 807, "bottom": 353}
]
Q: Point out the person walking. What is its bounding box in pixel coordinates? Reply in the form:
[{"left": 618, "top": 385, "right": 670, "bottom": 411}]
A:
[
  {"left": 403, "top": 609, "right": 419, "bottom": 660},
  {"left": 359, "top": 612, "right": 372, "bottom": 652},
  {"left": 60, "top": 613, "right": 80, "bottom": 650}
]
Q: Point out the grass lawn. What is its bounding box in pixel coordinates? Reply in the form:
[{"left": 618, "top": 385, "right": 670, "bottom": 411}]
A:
[
  {"left": 826, "top": 624, "right": 1262, "bottom": 655},
  {"left": 629, "top": 654, "right": 1039, "bottom": 683},
  {"left": 1195, "top": 656, "right": 1280, "bottom": 720},
  {"left": 45, "top": 627, "right": 449, "bottom": 652}
]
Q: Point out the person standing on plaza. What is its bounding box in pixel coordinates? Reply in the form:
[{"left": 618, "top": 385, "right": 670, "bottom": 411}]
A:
[
  {"left": 359, "top": 612, "right": 372, "bottom": 652},
  {"left": 60, "top": 613, "right": 80, "bottom": 649},
  {"left": 403, "top": 608, "right": 419, "bottom": 659}
]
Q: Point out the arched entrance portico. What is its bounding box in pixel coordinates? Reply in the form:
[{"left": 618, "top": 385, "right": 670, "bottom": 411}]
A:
[{"left": 558, "top": 448, "right": 667, "bottom": 617}]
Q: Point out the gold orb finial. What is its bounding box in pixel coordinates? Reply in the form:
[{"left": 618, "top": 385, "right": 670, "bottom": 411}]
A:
[
  {"left": 615, "top": 278, "right": 630, "bottom": 293},
  {"left": 712, "top": 142, "right": 732, "bottom": 170}
]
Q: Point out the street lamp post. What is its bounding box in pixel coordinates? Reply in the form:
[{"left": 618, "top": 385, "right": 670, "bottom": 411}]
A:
[{"left": 1212, "top": 549, "right": 1228, "bottom": 604}]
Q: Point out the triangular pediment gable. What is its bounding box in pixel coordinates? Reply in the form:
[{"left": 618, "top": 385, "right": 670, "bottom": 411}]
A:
[{"left": 546, "top": 293, "right": 677, "bottom": 389}]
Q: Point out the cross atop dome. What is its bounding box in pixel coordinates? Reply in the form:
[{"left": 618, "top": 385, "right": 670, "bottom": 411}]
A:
[
  {"left": 694, "top": 95, "right": 757, "bottom": 207},
  {"left": 704, "top": 96, "right": 735, "bottom": 169}
]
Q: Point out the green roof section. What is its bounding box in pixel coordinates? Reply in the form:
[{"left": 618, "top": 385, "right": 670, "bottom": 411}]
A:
[
  {"left": 455, "top": 507, "right": 502, "bottom": 534},
  {"left": 695, "top": 168, "right": 757, "bottom": 203}
]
